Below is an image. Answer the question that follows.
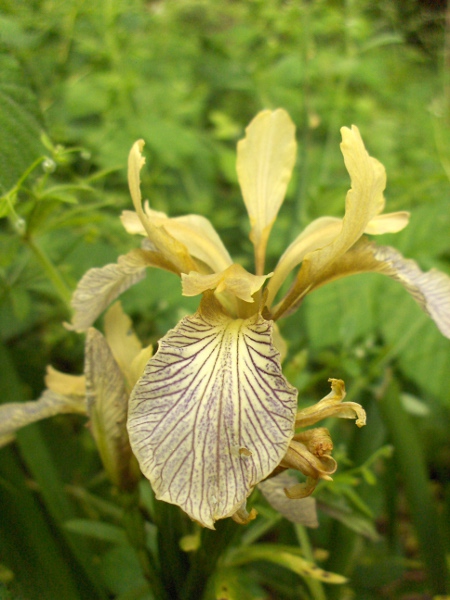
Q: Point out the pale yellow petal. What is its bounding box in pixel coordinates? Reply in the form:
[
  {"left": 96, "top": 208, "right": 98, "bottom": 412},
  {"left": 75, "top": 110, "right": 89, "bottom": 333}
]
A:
[
  {"left": 69, "top": 249, "right": 179, "bottom": 333},
  {"left": 237, "top": 109, "right": 297, "bottom": 275},
  {"left": 45, "top": 366, "right": 86, "bottom": 397},
  {"left": 127, "top": 293, "right": 297, "bottom": 528},
  {"left": 128, "top": 141, "right": 197, "bottom": 274},
  {"left": 121, "top": 205, "right": 232, "bottom": 274},
  {"left": 0, "top": 389, "right": 86, "bottom": 448},
  {"left": 364, "top": 211, "right": 410, "bottom": 234},
  {"left": 299, "top": 238, "right": 450, "bottom": 339},
  {"left": 273, "top": 126, "right": 386, "bottom": 319},
  {"left": 267, "top": 217, "right": 341, "bottom": 307},
  {"left": 104, "top": 302, "right": 143, "bottom": 390},
  {"left": 182, "top": 263, "right": 270, "bottom": 303},
  {"left": 85, "top": 328, "right": 139, "bottom": 490}
]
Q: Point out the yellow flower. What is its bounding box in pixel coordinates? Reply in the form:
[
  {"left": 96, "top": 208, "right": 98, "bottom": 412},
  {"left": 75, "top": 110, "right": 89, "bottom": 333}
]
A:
[
  {"left": 0, "top": 302, "right": 150, "bottom": 492},
  {"left": 64, "top": 110, "right": 450, "bottom": 529}
]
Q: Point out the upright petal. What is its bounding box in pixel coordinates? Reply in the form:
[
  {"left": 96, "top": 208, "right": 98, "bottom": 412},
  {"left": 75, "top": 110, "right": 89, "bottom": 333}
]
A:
[
  {"left": 122, "top": 205, "right": 232, "bottom": 274},
  {"left": 127, "top": 293, "right": 297, "bottom": 529},
  {"left": 128, "top": 141, "right": 197, "bottom": 274},
  {"left": 272, "top": 126, "right": 386, "bottom": 319},
  {"left": 237, "top": 110, "right": 297, "bottom": 275}
]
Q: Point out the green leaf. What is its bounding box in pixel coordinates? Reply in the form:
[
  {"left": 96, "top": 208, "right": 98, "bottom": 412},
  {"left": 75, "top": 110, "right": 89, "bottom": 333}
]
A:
[
  {"left": 227, "top": 544, "right": 347, "bottom": 584},
  {"left": 64, "top": 519, "right": 128, "bottom": 545},
  {"left": 0, "top": 55, "right": 46, "bottom": 194}
]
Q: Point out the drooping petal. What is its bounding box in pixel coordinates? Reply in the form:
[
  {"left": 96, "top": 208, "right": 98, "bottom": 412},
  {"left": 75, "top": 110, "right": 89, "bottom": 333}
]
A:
[
  {"left": 182, "top": 264, "right": 270, "bottom": 304},
  {"left": 104, "top": 302, "right": 144, "bottom": 390},
  {"left": 122, "top": 204, "right": 232, "bottom": 274},
  {"left": 259, "top": 472, "right": 319, "bottom": 527},
  {"left": 295, "top": 379, "right": 366, "bottom": 428},
  {"left": 85, "top": 328, "right": 139, "bottom": 490},
  {"left": 0, "top": 388, "right": 86, "bottom": 448},
  {"left": 272, "top": 126, "right": 386, "bottom": 319},
  {"left": 127, "top": 293, "right": 297, "bottom": 529},
  {"left": 128, "top": 141, "right": 198, "bottom": 274},
  {"left": 237, "top": 109, "right": 297, "bottom": 275},
  {"left": 69, "top": 249, "right": 178, "bottom": 333},
  {"left": 300, "top": 238, "right": 450, "bottom": 340},
  {"left": 45, "top": 366, "right": 86, "bottom": 397},
  {"left": 373, "top": 245, "right": 450, "bottom": 338}
]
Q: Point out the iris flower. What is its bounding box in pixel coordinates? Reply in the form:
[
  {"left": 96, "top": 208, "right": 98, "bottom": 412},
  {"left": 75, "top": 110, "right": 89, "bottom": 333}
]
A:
[{"left": 2, "top": 110, "right": 450, "bottom": 530}]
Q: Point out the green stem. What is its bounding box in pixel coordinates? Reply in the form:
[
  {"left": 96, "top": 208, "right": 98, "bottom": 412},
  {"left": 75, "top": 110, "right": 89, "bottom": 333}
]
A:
[
  {"left": 377, "top": 376, "right": 450, "bottom": 595},
  {"left": 120, "top": 491, "right": 169, "bottom": 600},
  {"left": 295, "top": 524, "right": 327, "bottom": 600},
  {"left": 182, "top": 519, "right": 239, "bottom": 600},
  {"left": 26, "top": 237, "right": 72, "bottom": 307}
]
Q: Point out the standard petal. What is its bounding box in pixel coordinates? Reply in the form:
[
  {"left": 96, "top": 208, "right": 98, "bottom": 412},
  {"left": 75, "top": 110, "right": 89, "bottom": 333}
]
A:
[
  {"left": 0, "top": 388, "right": 86, "bottom": 448},
  {"left": 122, "top": 205, "right": 233, "bottom": 274},
  {"left": 69, "top": 249, "right": 178, "bottom": 333},
  {"left": 85, "top": 328, "right": 139, "bottom": 490},
  {"left": 273, "top": 126, "right": 386, "bottom": 319},
  {"left": 128, "top": 141, "right": 197, "bottom": 274},
  {"left": 127, "top": 293, "right": 297, "bottom": 529},
  {"left": 259, "top": 472, "right": 319, "bottom": 527},
  {"left": 237, "top": 109, "right": 297, "bottom": 275}
]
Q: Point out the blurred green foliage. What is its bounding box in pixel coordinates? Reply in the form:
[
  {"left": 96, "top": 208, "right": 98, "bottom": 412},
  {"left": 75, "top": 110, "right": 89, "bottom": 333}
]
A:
[{"left": 0, "top": 0, "right": 449, "bottom": 599}]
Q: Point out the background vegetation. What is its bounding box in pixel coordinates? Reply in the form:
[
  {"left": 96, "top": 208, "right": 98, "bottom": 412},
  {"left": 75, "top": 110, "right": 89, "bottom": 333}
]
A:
[{"left": 0, "top": 1, "right": 449, "bottom": 598}]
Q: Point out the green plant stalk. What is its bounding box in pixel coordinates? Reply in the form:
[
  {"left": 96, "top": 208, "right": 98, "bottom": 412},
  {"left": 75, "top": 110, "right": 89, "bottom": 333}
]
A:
[
  {"left": 377, "top": 377, "right": 449, "bottom": 595},
  {"left": 26, "top": 236, "right": 72, "bottom": 307},
  {"left": 295, "top": 524, "right": 326, "bottom": 600},
  {"left": 182, "top": 518, "right": 240, "bottom": 600},
  {"left": 119, "top": 491, "right": 169, "bottom": 600}
]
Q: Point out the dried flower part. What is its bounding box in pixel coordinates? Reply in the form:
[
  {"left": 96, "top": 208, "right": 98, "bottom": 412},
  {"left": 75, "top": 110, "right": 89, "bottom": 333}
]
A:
[
  {"left": 127, "top": 292, "right": 297, "bottom": 529},
  {"left": 231, "top": 502, "right": 258, "bottom": 525},
  {"left": 296, "top": 379, "right": 366, "bottom": 428},
  {"left": 280, "top": 439, "right": 337, "bottom": 480},
  {"left": 259, "top": 472, "right": 319, "bottom": 527}
]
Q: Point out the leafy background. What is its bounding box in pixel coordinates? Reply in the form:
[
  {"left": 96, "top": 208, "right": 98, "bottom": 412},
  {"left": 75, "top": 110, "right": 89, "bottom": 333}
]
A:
[{"left": 0, "top": 1, "right": 449, "bottom": 599}]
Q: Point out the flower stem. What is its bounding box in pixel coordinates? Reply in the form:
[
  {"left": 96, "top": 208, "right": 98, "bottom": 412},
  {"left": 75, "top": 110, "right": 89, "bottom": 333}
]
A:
[{"left": 26, "top": 237, "right": 72, "bottom": 307}]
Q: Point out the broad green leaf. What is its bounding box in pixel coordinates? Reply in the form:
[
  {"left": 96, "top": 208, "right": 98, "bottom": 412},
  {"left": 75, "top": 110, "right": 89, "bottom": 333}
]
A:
[
  {"left": 227, "top": 544, "right": 347, "bottom": 584},
  {"left": 128, "top": 294, "right": 297, "bottom": 529},
  {"left": 0, "top": 55, "right": 46, "bottom": 194},
  {"left": 64, "top": 519, "right": 128, "bottom": 545}
]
